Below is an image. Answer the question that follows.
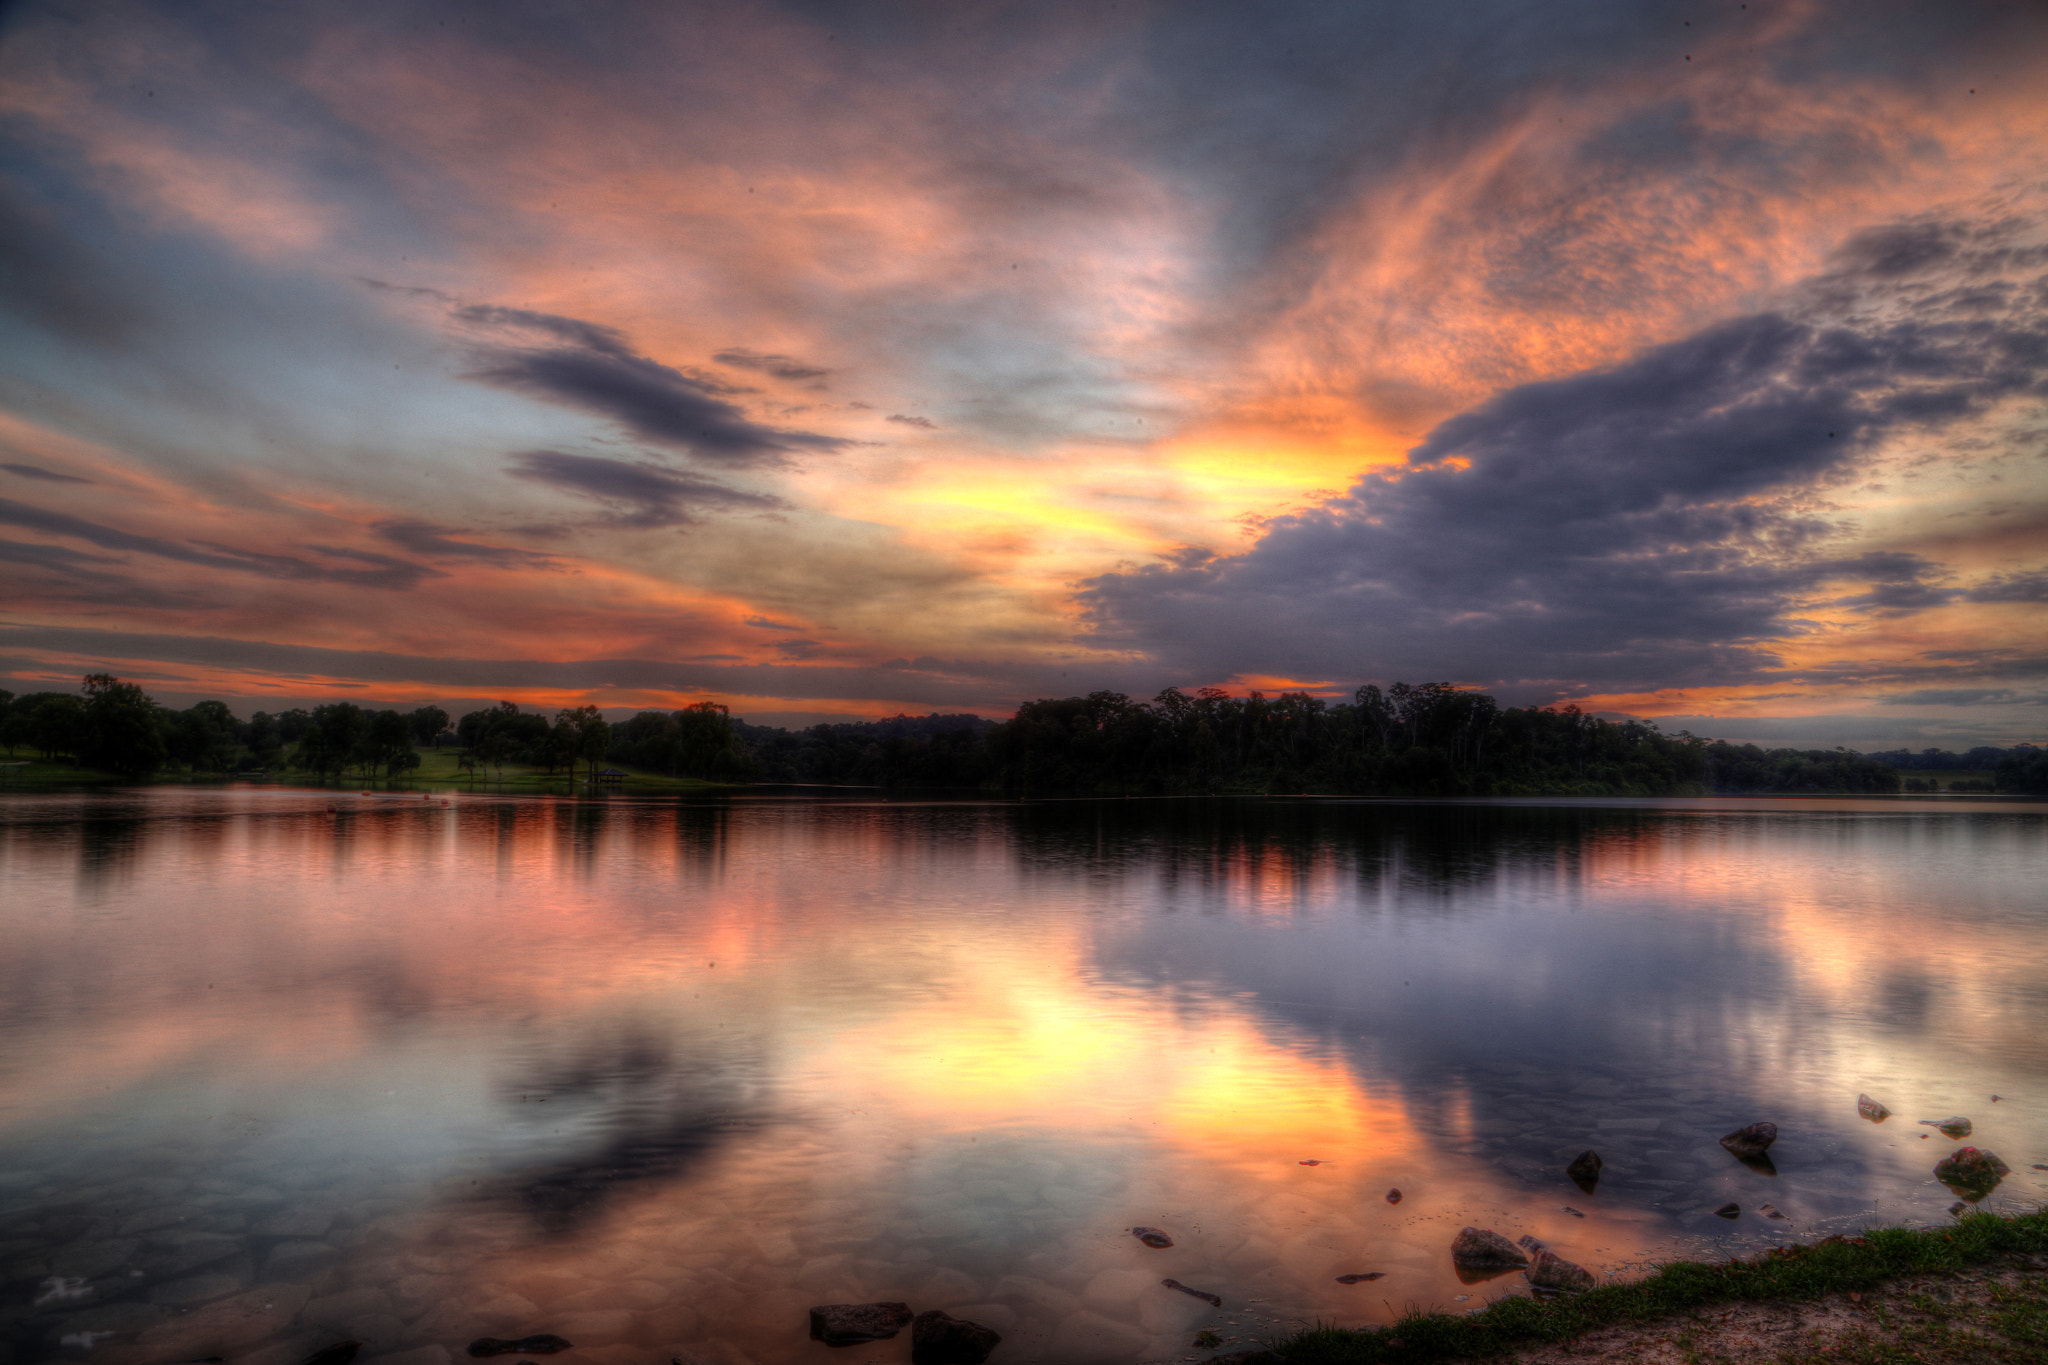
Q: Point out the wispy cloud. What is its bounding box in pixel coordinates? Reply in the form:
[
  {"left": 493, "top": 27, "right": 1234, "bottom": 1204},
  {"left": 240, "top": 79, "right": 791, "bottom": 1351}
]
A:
[
  {"left": 460, "top": 306, "right": 851, "bottom": 468},
  {"left": 2, "top": 463, "right": 93, "bottom": 484},
  {"left": 508, "top": 450, "right": 786, "bottom": 529},
  {"left": 372, "top": 519, "right": 559, "bottom": 569},
  {"left": 713, "top": 348, "right": 830, "bottom": 382},
  {"left": 0, "top": 497, "right": 440, "bottom": 589}
]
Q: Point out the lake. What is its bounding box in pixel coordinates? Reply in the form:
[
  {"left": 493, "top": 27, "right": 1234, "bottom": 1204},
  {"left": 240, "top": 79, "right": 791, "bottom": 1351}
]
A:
[{"left": 2, "top": 788, "right": 2045, "bottom": 1365}]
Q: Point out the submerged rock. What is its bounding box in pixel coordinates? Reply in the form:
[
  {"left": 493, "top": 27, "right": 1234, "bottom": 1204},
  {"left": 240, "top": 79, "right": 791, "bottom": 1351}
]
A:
[
  {"left": 1525, "top": 1250, "right": 1595, "bottom": 1294},
  {"left": 1450, "top": 1227, "right": 1528, "bottom": 1269},
  {"left": 1565, "top": 1150, "right": 1602, "bottom": 1186},
  {"left": 1131, "top": 1226, "right": 1174, "bottom": 1248},
  {"left": 1385, "top": 1188, "right": 1402, "bottom": 1204},
  {"left": 301, "top": 1344, "right": 361, "bottom": 1365},
  {"left": 910, "top": 1309, "right": 1001, "bottom": 1365},
  {"left": 1719, "top": 1122, "right": 1777, "bottom": 1160},
  {"left": 467, "top": 1337, "right": 572, "bottom": 1358},
  {"left": 1933, "top": 1147, "right": 2010, "bottom": 1196},
  {"left": 1517, "top": 1234, "right": 1549, "bottom": 1253},
  {"left": 1759, "top": 1204, "right": 1787, "bottom": 1220},
  {"left": 1561, "top": 1206, "right": 1586, "bottom": 1218},
  {"left": 1857, "top": 1094, "right": 1891, "bottom": 1122},
  {"left": 1334, "top": 1272, "right": 1385, "bottom": 1284},
  {"left": 1949, "top": 1201, "right": 1969, "bottom": 1216},
  {"left": 808, "top": 1303, "right": 913, "bottom": 1345},
  {"left": 1919, "top": 1116, "right": 1972, "bottom": 1139},
  {"left": 1162, "top": 1278, "right": 1222, "bottom": 1307},
  {"left": 1713, "top": 1203, "right": 1741, "bottom": 1219}
]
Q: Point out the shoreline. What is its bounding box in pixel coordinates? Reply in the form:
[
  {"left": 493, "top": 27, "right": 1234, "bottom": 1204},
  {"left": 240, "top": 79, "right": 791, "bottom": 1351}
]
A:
[{"left": 1265, "top": 1208, "right": 2048, "bottom": 1363}]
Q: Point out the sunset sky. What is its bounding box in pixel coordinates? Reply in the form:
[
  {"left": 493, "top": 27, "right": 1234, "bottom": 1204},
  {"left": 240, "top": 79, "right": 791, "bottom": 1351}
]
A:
[{"left": 2, "top": 0, "right": 2045, "bottom": 747}]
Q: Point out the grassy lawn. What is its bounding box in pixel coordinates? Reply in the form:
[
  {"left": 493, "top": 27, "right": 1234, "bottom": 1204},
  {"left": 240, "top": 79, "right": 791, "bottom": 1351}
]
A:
[
  {"left": 0, "top": 758, "right": 126, "bottom": 787},
  {"left": 402, "top": 746, "right": 734, "bottom": 795},
  {"left": 1270, "top": 1209, "right": 2048, "bottom": 1363},
  {"left": 1895, "top": 768, "right": 1999, "bottom": 791},
  {"left": 0, "top": 749, "right": 737, "bottom": 795}
]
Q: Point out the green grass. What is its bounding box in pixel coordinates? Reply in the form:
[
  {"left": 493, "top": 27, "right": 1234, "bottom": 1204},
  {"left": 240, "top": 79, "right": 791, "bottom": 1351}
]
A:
[
  {"left": 402, "top": 747, "right": 735, "bottom": 795},
  {"left": 0, "top": 758, "right": 125, "bottom": 786},
  {"left": 0, "top": 748, "right": 738, "bottom": 796},
  {"left": 1271, "top": 1208, "right": 2048, "bottom": 1363},
  {"left": 1897, "top": 768, "right": 2000, "bottom": 792}
]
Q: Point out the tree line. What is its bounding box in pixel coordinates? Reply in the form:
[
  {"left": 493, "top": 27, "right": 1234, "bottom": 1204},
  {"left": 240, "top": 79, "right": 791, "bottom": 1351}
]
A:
[
  {"left": 1, "top": 677, "right": 451, "bottom": 780},
  {"left": 5, "top": 674, "right": 2044, "bottom": 796}
]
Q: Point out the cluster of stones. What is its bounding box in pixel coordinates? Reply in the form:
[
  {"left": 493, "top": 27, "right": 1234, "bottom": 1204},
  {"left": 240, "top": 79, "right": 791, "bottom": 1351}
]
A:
[
  {"left": 1448, "top": 1227, "right": 1596, "bottom": 1294},
  {"left": 808, "top": 1302, "right": 1001, "bottom": 1364}
]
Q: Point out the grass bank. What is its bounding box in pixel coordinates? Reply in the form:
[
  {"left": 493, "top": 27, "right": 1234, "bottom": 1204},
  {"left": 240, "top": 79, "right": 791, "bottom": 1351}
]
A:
[
  {"left": 1270, "top": 1208, "right": 2048, "bottom": 1363},
  {"left": 0, "top": 750, "right": 739, "bottom": 796}
]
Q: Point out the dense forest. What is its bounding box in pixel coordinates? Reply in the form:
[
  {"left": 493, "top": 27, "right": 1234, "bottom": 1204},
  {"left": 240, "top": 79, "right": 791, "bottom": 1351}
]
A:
[{"left": 8, "top": 673, "right": 2046, "bottom": 796}]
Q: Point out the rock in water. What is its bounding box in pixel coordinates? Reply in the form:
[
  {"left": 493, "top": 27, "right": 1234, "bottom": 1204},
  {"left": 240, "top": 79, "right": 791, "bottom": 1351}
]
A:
[
  {"left": 1561, "top": 1206, "right": 1586, "bottom": 1218},
  {"left": 467, "top": 1338, "right": 572, "bottom": 1358},
  {"left": 1759, "top": 1204, "right": 1787, "bottom": 1220},
  {"left": 1918, "top": 1116, "right": 1972, "bottom": 1138},
  {"left": 1162, "top": 1278, "right": 1222, "bottom": 1307},
  {"left": 302, "top": 1345, "right": 361, "bottom": 1365},
  {"left": 1933, "top": 1147, "right": 2010, "bottom": 1195},
  {"left": 1857, "top": 1094, "right": 1891, "bottom": 1122},
  {"left": 1385, "top": 1188, "right": 1402, "bottom": 1204},
  {"left": 1334, "top": 1272, "right": 1385, "bottom": 1284},
  {"left": 809, "top": 1303, "right": 913, "bottom": 1345},
  {"left": 1525, "top": 1250, "right": 1595, "bottom": 1293},
  {"left": 1949, "top": 1201, "right": 1968, "bottom": 1216},
  {"left": 1719, "top": 1122, "right": 1777, "bottom": 1159},
  {"left": 1565, "top": 1150, "right": 1602, "bottom": 1187},
  {"left": 1131, "top": 1226, "right": 1174, "bottom": 1248},
  {"left": 910, "top": 1309, "right": 1002, "bottom": 1365},
  {"left": 1517, "top": 1234, "right": 1549, "bottom": 1253},
  {"left": 1713, "top": 1203, "right": 1741, "bottom": 1219},
  {"left": 1450, "top": 1227, "right": 1529, "bottom": 1269}
]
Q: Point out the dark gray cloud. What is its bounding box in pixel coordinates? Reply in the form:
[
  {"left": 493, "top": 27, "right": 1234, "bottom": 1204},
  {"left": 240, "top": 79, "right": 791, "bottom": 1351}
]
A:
[
  {"left": 0, "top": 497, "right": 440, "bottom": 589},
  {"left": 712, "top": 348, "right": 830, "bottom": 382},
  {"left": 886, "top": 413, "right": 937, "bottom": 429},
  {"left": 1963, "top": 569, "right": 2048, "bottom": 603},
  {"left": 460, "top": 306, "right": 850, "bottom": 467},
  {"left": 741, "top": 615, "right": 803, "bottom": 631},
  {"left": 1080, "top": 216, "right": 2048, "bottom": 692},
  {"left": 1879, "top": 688, "right": 2039, "bottom": 706},
  {"left": 373, "top": 519, "right": 558, "bottom": 568},
  {"left": 2, "top": 463, "right": 93, "bottom": 484},
  {"left": 1828, "top": 551, "right": 1958, "bottom": 614},
  {"left": 0, "top": 536, "right": 117, "bottom": 569},
  {"left": 508, "top": 450, "right": 785, "bottom": 529}
]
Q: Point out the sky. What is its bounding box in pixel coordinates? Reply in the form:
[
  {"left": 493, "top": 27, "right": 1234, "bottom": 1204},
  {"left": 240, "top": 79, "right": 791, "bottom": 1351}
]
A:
[{"left": 1, "top": 0, "right": 2045, "bottom": 748}]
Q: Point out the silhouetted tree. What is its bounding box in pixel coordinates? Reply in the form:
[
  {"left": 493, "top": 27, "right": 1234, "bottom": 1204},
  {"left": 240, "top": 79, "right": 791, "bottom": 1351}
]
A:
[
  {"left": 408, "top": 705, "right": 451, "bottom": 747},
  {"left": 245, "top": 711, "right": 284, "bottom": 769},
  {"left": 295, "top": 702, "right": 368, "bottom": 779},
  {"left": 358, "top": 709, "right": 418, "bottom": 779},
  {"left": 78, "top": 674, "right": 165, "bottom": 777}
]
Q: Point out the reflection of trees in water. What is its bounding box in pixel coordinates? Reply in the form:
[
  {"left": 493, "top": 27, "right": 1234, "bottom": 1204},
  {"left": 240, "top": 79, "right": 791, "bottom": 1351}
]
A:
[
  {"left": 75, "top": 811, "right": 148, "bottom": 896},
  {"left": 1008, "top": 799, "right": 1680, "bottom": 904},
  {"left": 476, "top": 1017, "right": 771, "bottom": 1234}
]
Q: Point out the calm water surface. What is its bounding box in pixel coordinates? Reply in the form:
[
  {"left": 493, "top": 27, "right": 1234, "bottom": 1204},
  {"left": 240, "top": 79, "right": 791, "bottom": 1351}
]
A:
[{"left": 2, "top": 789, "right": 2045, "bottom": 1365}]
